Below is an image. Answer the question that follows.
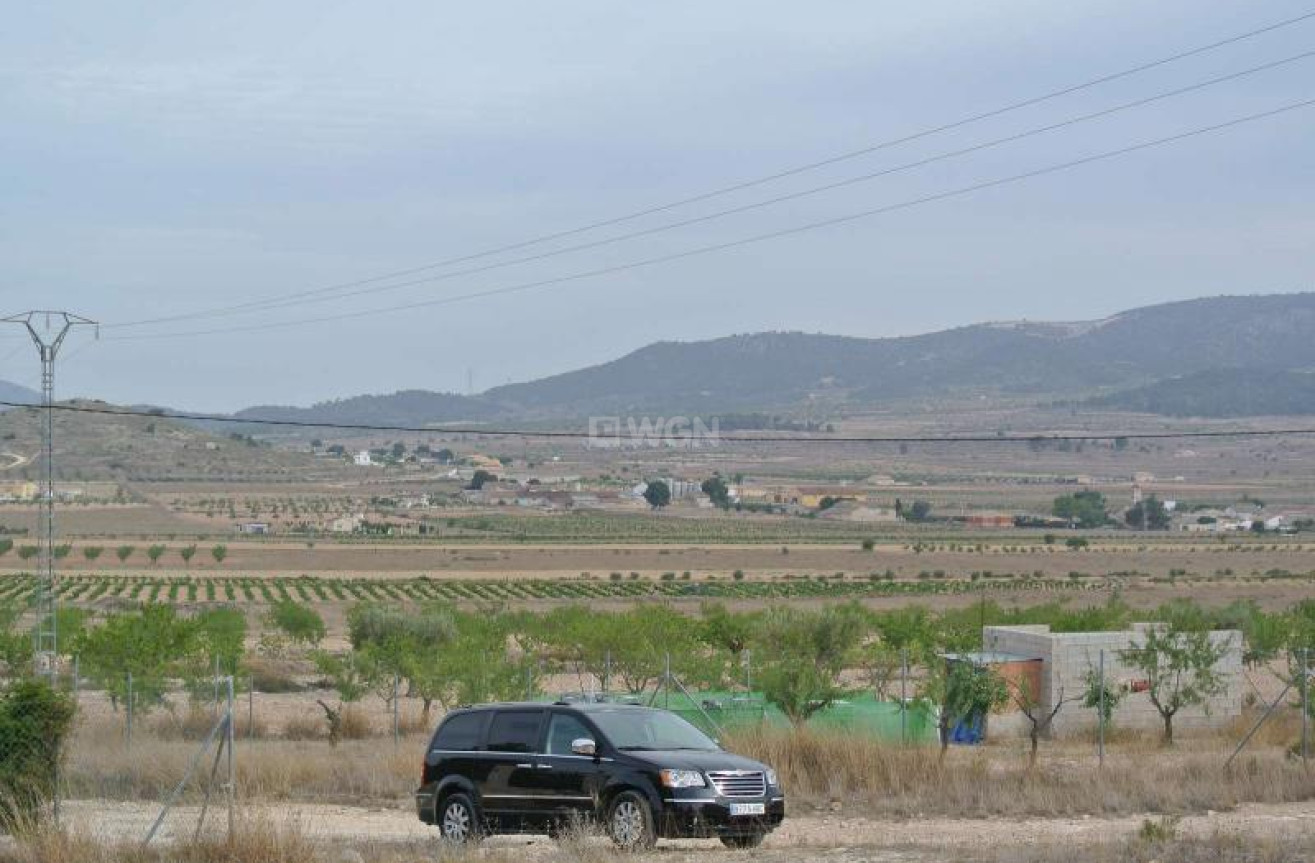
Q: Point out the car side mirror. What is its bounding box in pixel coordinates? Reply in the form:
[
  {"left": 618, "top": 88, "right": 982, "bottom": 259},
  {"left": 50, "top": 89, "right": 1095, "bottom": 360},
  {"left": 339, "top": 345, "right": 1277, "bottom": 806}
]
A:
[{"left": 571, "top": 737, "right": 597, "bottom": 757}]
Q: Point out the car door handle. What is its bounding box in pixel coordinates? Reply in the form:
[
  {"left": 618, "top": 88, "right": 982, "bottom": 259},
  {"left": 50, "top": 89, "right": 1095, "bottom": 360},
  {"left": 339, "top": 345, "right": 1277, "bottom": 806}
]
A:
[
  {"left": 535, "top": 763, "right": 553, "bottom": 770},
  {"left": 515, "top": 763, "right": 533, "bottom": 769}
]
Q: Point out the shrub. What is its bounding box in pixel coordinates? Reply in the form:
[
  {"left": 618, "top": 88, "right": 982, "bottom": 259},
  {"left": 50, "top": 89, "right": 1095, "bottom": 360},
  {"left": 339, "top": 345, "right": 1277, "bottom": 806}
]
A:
[
  {"left": 0, "top": 679, "right": 75, "bottom": 828},
  {"left": 115, "top": 545, "right": 134, "bottom": 562}
]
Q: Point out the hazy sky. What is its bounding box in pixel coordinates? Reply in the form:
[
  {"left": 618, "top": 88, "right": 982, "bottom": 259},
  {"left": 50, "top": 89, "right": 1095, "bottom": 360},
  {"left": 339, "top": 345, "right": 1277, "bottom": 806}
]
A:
[{"left": 1, "top": 1, "right": 1312, "bottom": 411}]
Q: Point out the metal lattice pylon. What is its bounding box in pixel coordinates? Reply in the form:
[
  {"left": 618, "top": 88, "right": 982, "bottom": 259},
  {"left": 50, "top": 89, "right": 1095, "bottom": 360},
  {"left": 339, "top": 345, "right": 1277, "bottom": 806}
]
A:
[{"left": 1, "top": 310, "right": 97, "bottom": 679}]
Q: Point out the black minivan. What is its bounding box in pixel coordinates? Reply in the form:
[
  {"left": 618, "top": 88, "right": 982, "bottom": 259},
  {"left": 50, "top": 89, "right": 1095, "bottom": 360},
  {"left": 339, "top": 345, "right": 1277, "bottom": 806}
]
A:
[{"left": 416, "top": 702, "right": 785, "bottom": 850}]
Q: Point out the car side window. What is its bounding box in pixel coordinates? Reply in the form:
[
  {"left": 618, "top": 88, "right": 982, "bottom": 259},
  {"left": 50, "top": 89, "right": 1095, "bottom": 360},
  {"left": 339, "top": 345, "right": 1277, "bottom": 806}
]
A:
[
  {"left": 433, "top": 712, "right": 486, "bottom": 751},
  {"left": 486, "top": 710, "right": 544, "bottom": 753},
  {"left": 545, "top": 713, "right": 593, "bottom": 755}
]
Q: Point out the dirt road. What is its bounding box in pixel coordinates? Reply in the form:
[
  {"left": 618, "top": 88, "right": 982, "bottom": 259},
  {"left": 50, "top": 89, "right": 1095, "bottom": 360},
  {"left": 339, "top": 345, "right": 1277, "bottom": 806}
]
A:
[{"left": 57, "top": 800, "right": 1315, "bottom": 859}]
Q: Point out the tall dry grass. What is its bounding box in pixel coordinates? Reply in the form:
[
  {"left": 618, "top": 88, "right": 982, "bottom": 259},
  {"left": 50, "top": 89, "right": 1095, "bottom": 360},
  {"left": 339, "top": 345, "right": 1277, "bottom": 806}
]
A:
[
  {"left": 58, "top": 717, "right": 1315, "bottom": 818},
  {"left": 724, "top": 726, "right": 1315, "bottom": 817}
]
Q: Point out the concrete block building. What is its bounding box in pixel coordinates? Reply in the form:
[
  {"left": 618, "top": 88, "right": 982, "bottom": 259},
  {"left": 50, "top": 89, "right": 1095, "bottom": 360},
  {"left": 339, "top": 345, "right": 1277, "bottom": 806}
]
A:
[{"left": 982, "top": 623, "right": 1243, "bottom": 736}]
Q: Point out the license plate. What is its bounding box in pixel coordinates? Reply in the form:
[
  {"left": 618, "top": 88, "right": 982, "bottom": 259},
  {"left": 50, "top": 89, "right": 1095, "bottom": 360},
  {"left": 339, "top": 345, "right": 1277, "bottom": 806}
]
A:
[{"left": 729, "top": 803, "right": 765, "bottom": 817}]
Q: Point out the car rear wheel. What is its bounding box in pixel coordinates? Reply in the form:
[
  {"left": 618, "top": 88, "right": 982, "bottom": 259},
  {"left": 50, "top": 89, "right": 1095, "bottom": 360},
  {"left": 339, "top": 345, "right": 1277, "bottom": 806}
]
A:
[
  {"left": 720, "top": 833, "right": 766, "bottom": 849},
  {"left": 606, "top": 791, "right": 656, "bottom": 851},
  {"left": 438, "top": 793, "right": 481, "bottom": 845}
]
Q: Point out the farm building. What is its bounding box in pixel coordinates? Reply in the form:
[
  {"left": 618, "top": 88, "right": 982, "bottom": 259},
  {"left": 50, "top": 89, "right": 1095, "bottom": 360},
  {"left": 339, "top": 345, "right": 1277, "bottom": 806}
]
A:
[{"left": 982, "top": 623, "right": 1243, "bottom": 737}]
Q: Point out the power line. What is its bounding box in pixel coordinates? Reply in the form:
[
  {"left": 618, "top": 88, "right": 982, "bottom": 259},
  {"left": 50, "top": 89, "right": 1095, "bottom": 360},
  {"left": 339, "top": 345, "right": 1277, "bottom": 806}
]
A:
[
  {"left": 104, "top": 95, "right": 1315, "bottom": 342},
  {"left": 4, "top": 399, "right": 1315, "bottom": 445},
  {"left": 102, "top": 8, "right": 1315, "bottom": 332},
  {"left": 103, "top": 50, "right": 1315, "bottom": 325}
]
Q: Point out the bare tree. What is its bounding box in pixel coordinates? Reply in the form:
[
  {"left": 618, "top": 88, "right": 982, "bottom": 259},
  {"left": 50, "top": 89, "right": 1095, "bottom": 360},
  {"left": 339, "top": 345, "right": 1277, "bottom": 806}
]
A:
[{"left": 1007, "top": 677, "right": 1082, "bottom": 769}]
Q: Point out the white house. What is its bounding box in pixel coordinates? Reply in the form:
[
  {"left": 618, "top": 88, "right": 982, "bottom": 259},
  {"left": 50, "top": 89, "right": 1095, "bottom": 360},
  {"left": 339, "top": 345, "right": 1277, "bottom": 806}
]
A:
[{"left": 353, "top": 450, "right": 374, "bottom": 467}]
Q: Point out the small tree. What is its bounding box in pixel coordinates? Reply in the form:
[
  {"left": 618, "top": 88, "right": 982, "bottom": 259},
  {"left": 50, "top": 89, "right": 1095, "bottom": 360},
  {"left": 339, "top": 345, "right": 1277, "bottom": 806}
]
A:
[
  {"left": 1125, "top": 496, "right": 1171, "bottom": 530},
  {"left": 116, "top": 545, "right": 135, "bottom": 563},
  {"left": 0, "top": 680, "right": 75, "bottom": 828},
  {"left": 907, "top": 500, "right": 932, "bottom": 522},
  {"left": 211, "top": 545, "right": 228, "bottom": 564},
  {"left": 146, "top": 545, "right": 166, "bottom": 565},
  {"left": 755, "top": 606, "right": 866, "bottom": 724},
  {"left": 266, "top": 600, "right": 326, "bottom": 647},
  {"left": 1082, "top": 664, "right": 1125, "bottom": 728},
  {"left": 82, "top": 546, "right": 103, "bottom": 562},
  {"left": 1122, "top": 625, "right": 1231, "bottom": 745},
  {"left": 1007, "top": 677, "right": 1081, "bottom": 768},
  {"left": 179, "top": 545, "right": 197, "bottom": 566},
  {"left": 643, "top": 480, "right": 672, "bottom": 510},
  {"left": 17, "top": 546, "right": 38, "bottom": 561},
  {"left": 701, "top": 475, "right": 731, "bottom": 509},
  {"left": 312, "top": 651, "right": 370, "bottom": 746},
  {"left": 466, "top": 470, "right": 494, "bottom": 491},
  {"left": 923, "top": 657, "right": 1008, "bottom": 761}
]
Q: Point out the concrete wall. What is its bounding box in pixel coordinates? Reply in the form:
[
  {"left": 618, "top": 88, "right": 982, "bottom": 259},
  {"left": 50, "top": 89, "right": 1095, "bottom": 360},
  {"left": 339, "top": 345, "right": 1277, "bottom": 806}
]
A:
[{"left": 983, "top": 624, "right": 1243, "bottom": 737}]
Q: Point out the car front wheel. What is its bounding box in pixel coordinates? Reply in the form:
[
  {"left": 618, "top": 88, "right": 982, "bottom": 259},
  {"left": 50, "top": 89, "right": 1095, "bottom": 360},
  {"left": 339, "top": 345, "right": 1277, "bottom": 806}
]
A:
[
  {"left": 606, "top": 790, "right": 656, "bottom": 851},
  {"left": 720, "top": 833, "right": 766, "bottom": 849},
  {"left": 438, "top": 792, "right": 481, "bottom": 845}
]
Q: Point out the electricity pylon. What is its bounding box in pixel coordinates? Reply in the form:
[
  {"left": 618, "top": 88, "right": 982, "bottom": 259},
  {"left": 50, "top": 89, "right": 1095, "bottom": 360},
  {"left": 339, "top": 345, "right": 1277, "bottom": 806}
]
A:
[{"left": 1, "top": 311, "right": 97, "bottom": 679}]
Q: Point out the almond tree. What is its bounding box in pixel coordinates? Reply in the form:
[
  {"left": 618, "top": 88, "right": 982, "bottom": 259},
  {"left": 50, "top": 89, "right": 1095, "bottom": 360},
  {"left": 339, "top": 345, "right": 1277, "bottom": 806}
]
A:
[{"left": 1122, "top": 625, "right": 1231, "bottom": 745}]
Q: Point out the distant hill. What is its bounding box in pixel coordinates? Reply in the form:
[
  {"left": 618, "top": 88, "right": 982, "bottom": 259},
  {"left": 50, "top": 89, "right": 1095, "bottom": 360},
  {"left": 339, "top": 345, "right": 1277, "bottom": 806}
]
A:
[
  {"left": 1087, "top": 368, "right": 1315, "bottom": 417},
  {"left": 0, "top": 400, "right": 330, "bottom": 481},
  {"left": 234, "top": 389, "right": 503, "bottom": 427},
  {"left": 232, "top": 293, "right": 1315, "bottom": 423},
  {"left": 0, "top": 380, "right": 41, "bottom": 408}
]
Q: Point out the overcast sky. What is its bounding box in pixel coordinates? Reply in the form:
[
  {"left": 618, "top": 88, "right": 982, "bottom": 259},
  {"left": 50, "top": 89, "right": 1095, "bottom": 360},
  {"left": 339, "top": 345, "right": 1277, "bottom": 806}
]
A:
[{"left": 1, "top": 1, "right": 1312, "bottom": 411}]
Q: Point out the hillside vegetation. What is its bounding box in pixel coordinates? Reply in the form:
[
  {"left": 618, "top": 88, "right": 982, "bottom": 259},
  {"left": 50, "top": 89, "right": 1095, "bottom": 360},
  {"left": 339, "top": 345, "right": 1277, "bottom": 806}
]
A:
[{"left": 220, "top": 292, "right": 1315, "bottom": 423}]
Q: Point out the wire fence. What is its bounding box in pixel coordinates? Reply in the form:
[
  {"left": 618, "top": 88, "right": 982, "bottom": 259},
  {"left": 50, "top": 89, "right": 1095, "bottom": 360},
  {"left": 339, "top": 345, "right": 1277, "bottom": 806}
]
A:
[{"left": 0, "top": 645, "right": 1310, "bottom": 844}]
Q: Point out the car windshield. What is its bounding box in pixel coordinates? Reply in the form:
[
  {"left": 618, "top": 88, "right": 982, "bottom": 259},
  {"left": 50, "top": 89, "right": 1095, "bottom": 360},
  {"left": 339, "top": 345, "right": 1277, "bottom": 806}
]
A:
[{"left": 589, "top": 709, "right": 719, "bottom": 751}]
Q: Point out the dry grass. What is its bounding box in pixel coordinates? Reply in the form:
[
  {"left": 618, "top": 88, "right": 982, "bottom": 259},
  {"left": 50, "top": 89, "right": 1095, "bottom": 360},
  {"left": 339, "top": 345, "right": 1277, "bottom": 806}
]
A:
[
  {"left": 56, "top": 721, "right": 1315, "bottom": 818},
  {"left": 724, "top": 727, "right": 1315, "bottom": 817}
]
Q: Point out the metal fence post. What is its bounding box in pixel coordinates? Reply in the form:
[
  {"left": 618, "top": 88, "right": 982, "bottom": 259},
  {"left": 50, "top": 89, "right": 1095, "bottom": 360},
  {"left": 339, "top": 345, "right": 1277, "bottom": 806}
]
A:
[
  {"left": 604, "top": 650, "right": 611, "bottom": 696},
  {"left": 392, "top": 675, "right": 400, "bottom": 747},
  {"left": 126, "top": 671, "right": 133, "bottom": 750},
  {"left": 900, "top": 648, "right": 908, "bottom": 745},
  {"left": 248, "top": 676, "right": 254, "bottom": 741},
  {"left": 1098, "top": 649, "right": 1105, "bottom": 768},
  {"left": 745, "top": 649, "right": 752, "bottom": 694},
  {"left": 226, "top": 675, "right": 235, "bottom": 839},
  {"left": 1302, "top": 647, "right": 1310, "bottom": 769},
  {"left": 72, "top": 654, "right": 79, "bottom": 703},
  {"left": 665, "top": 653, "right": 671, "bottom": 710}
]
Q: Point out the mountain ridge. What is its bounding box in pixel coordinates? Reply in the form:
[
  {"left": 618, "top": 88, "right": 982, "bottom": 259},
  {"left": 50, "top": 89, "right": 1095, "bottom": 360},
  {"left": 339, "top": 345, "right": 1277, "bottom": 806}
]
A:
[{"left": 217, "top": 292, "right": 1315, "bottom": 424}]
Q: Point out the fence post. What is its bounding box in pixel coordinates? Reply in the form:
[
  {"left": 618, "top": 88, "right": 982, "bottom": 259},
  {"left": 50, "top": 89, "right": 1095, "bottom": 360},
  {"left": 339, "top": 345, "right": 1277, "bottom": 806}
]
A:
[
  {"left": 900, "top": 648, "right": 908, "bottom": 745},
  {"left": 248, "top": 676, "right": 254, "bottom": 741},
  {"left": 72, "top": 654, "right": 80, "bottom": 704},
  {"left": 525, "top": 664, "right": 534, "bottom": 701},
  {"left": 392, "top": 675, "right": 400, "bottom": 748},
  {"left": 604, "top": 650, "right": 611, "bottom": 696},
  {"left": 213, "top": 654, "right": 220, "bottom": 714},
  {"left": 126, "top": 671, "right": 134, "bottom": 750},
  {"left": 744, "top": 649, "right": 752, "bottom": 694},
  {"left": 1302, "top": 647, "right": 1309, "bottom": 769},
  {"left": 1098, "top": 649, "right": 1105, "bottom": 768},
  {"left": 664, "top": 653, "right": 671, "bottom": 710},
  {"left": 226, "top": 676, "right": 235, "bottom": 839}
]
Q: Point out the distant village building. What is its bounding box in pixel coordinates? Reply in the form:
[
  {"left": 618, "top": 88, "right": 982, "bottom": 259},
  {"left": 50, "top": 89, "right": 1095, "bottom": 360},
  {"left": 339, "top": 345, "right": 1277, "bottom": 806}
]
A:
[
  {"left": 236, "top": 522, "right": 270, "bottom": 535},
  {"left": 330, "top": 514, "right": 364, "bottom": 534},
  {"left": 0, "top": 481, "right": 38, "bottom": 501},
  {"left": 353, "top": 450, "right": 374, "bottom": 467}
]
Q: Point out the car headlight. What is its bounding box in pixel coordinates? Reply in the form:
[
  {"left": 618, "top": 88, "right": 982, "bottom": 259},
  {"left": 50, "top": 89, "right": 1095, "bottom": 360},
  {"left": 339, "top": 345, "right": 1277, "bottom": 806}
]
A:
[
  {"left": 659, "top": 769, "right": 706, "bottom": 788},
  {"left": 765, "top": 768, "right": 779, "bottom": 788}
]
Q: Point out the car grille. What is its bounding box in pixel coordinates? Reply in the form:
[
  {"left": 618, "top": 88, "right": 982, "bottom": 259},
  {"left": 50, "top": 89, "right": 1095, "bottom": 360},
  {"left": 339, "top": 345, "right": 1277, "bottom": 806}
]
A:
[{"left": 708, "top": 770, "right": 766, "bottom": 798}]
